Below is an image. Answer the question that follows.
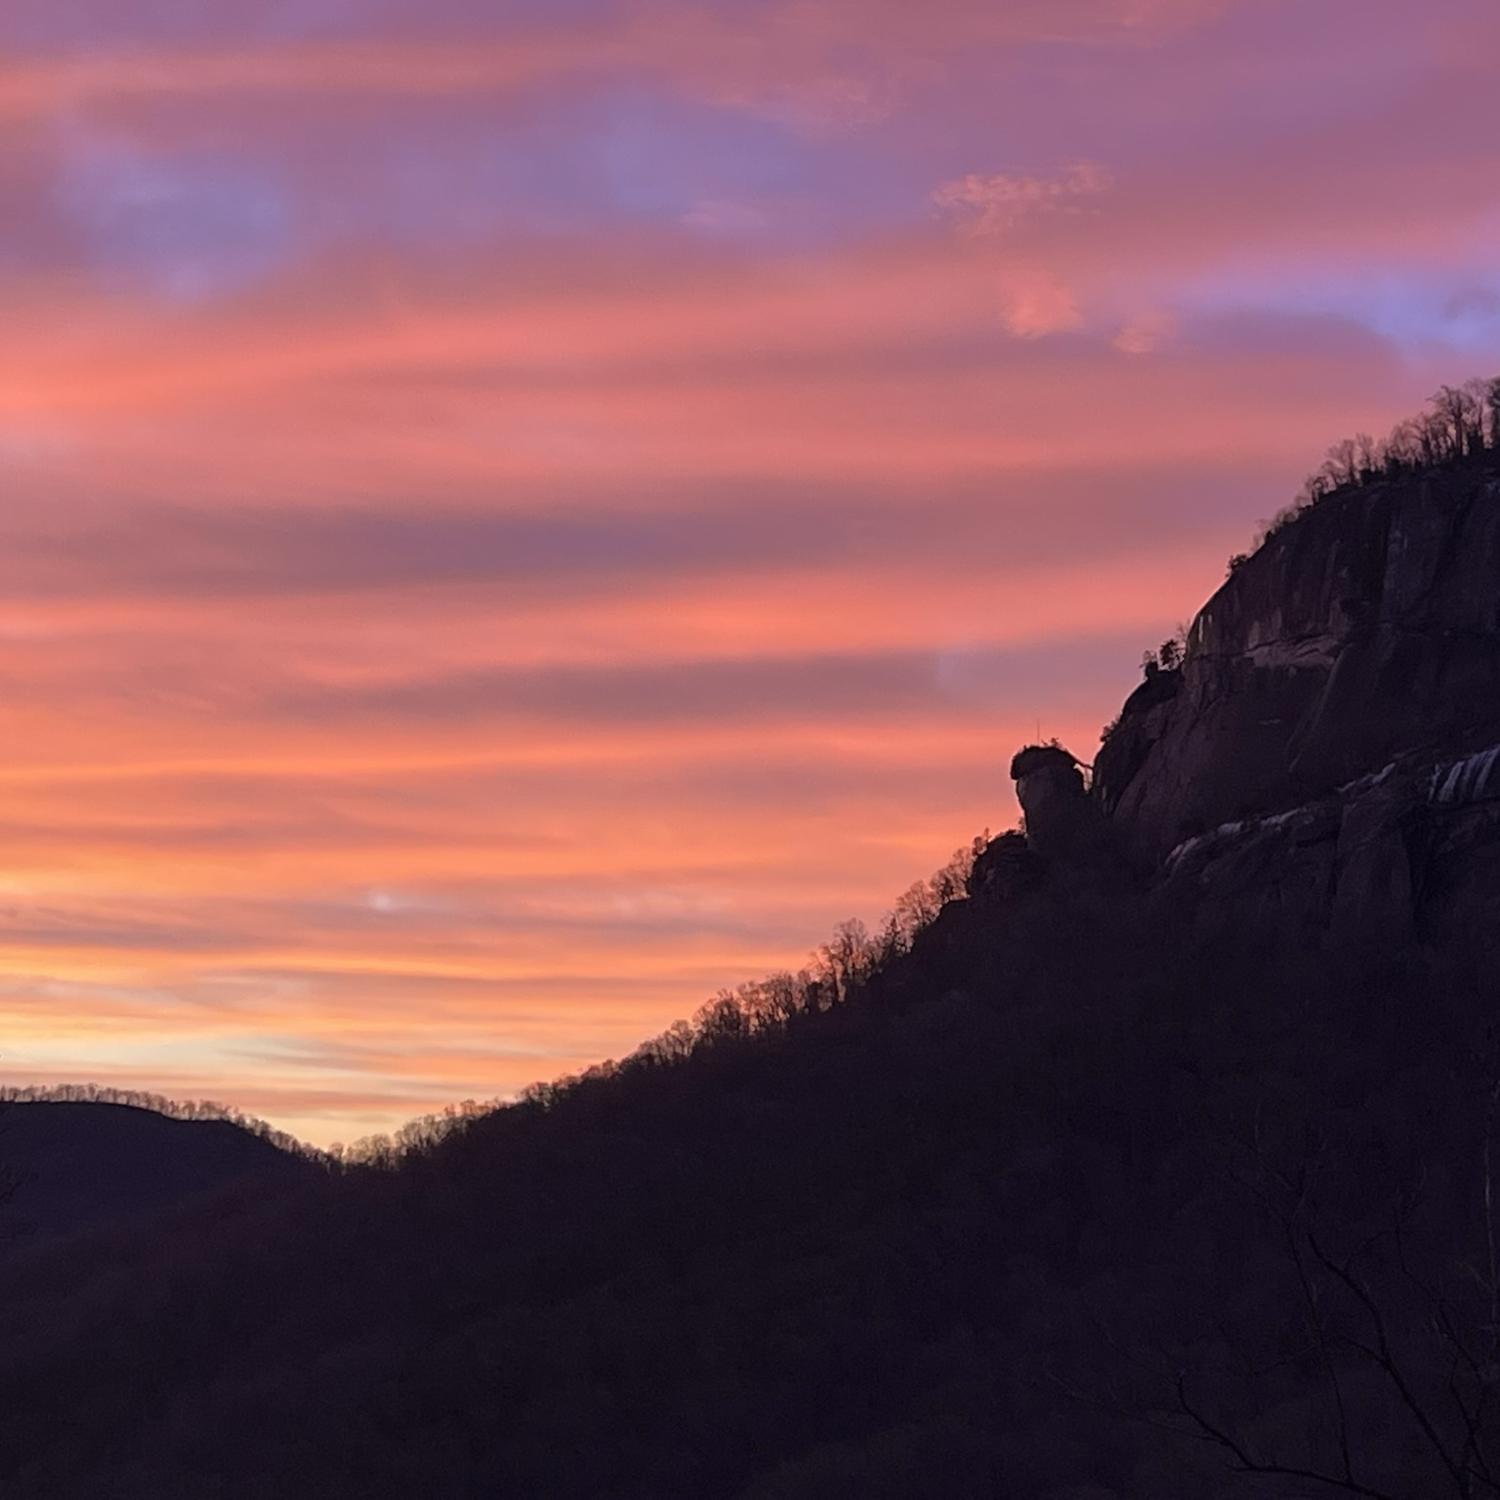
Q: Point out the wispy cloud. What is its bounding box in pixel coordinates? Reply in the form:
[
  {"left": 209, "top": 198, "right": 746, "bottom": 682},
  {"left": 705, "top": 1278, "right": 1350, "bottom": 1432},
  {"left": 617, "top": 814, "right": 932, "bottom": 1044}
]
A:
[{"left": 934, "top": 162, "right": 1112, "bottom": 238}]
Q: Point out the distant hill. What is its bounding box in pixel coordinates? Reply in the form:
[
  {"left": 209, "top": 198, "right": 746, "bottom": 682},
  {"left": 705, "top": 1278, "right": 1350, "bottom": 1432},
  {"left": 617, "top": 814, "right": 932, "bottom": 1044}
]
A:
[
  {"left": 0, "top": 1101, "right": 312, "bottom": 1244},
  {"left": 2, "top": 434, "right": 1500, "bottom": 1497}
]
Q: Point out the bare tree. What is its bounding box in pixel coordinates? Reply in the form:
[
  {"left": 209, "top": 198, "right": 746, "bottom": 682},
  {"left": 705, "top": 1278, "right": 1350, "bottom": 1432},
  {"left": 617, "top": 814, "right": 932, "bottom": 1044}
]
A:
[
  {"left": 1172, "top": 1109, "right": 1500, "bottom": 1498},
  {"left": 1384, "top": 418, "right": 1423, "bottom": 471},
  {"left": 1433, "top": 385, "right": 1484, "bottom": 459},
  {"left": 1326, "top": 436, "right": 1362, "bottom": 489},
  {"left": 815, "top": 919, "right": 873, "bottom": 1006}
]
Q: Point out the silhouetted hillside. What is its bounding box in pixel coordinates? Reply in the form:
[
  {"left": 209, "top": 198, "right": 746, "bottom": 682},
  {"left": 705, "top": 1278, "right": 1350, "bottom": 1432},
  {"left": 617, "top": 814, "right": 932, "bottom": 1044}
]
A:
[
  {"left": 4, "top": 432, "right": 1500, "bottom": 1497},
  {"left": 2, "top": 901, "right": 1490, "bottom": 1499},
  {"left": 0, "top": 1100, "right": 312, "bottom": 1243}
]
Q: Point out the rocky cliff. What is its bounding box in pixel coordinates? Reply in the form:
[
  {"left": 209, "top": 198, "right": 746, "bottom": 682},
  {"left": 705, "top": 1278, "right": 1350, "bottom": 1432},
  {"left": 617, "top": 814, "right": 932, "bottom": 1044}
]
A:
[{"left": 1020, "top": 455, "right": 1500, "bottom": 947}]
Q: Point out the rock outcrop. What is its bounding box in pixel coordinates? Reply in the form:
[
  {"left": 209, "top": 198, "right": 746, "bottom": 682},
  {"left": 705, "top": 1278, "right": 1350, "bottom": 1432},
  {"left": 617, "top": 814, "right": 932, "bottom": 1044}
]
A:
[
  {"left": 1018, "top": 456, "right": 1500, "bottom": 947},
  {"left": 969, "top": 830, "right": 1045, "bottom": 900},
  {"left": 1009, "top": 745, "right": 1096, "bottom": 862}
]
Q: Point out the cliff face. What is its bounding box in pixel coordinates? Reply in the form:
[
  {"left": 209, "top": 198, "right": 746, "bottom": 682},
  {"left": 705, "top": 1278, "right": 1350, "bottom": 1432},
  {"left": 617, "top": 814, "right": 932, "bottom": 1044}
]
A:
[
  {"left": 1096, "top": 460, "right": 1500, "bottom": 860},
  {"left": 1082, "top": 457, "right": 1500, "bottom": 944}
]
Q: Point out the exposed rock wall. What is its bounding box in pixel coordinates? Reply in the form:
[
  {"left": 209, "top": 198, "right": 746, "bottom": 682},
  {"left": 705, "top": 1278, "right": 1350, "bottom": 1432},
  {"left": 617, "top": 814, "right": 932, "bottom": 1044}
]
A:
[
  {"left": 1095, "top": 461, "right": 1500, "bottom": 869},
  {"left": 1156, "top": 765, "right": 1418, "bottom": 948},
  {"left": 1001, "top": 457, "right": 1500, "bottom": 947}
]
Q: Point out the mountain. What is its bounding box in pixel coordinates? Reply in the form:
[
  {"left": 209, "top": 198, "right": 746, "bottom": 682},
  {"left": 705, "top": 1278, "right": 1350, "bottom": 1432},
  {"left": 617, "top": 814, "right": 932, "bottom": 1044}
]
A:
[
  {"left": 3, "top": 451, "right": 1500, "bottom": 1498},
  {"left": 0, "top": 1100, "right": 312, "bottom": 1243}
]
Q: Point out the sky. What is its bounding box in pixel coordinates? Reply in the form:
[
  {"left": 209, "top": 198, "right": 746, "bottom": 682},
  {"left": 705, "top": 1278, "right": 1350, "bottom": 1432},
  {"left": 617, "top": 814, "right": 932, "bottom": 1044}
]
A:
[{"left": 0, "top": 0, "right": 1497, "bottom": 1144}]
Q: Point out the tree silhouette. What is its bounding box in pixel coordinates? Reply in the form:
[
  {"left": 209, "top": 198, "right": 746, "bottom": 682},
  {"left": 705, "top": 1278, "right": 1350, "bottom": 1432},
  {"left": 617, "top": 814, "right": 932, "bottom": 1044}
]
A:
[{"left": 1242, "top": 374, "right": 1500, "bottom": 572}]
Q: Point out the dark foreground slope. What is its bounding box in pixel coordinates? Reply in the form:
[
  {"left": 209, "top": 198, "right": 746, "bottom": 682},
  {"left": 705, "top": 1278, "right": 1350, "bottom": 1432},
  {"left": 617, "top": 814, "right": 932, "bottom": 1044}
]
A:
[
  {"left": 0, "top": 899, "right": 1493, "bottom": 1500},
  {"left": 0, "top": 1101, "right": 310, "bottom": 1243}
]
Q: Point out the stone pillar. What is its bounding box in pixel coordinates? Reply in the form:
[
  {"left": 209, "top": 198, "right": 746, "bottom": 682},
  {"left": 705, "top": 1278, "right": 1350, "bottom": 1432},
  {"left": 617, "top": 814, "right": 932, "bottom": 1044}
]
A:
[{"left": 1011, "top": 745, "right": 1099, "bottom": 864}]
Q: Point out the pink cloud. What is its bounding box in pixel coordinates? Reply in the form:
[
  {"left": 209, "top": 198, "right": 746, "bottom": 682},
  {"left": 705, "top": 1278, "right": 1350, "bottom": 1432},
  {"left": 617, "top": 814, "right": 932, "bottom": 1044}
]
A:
[
  {"left": 934, "top": 162, "right": 1112, "bottom": 237},
  {"left": 0, "top": 1, "right": 1225, "bottom": 122}
]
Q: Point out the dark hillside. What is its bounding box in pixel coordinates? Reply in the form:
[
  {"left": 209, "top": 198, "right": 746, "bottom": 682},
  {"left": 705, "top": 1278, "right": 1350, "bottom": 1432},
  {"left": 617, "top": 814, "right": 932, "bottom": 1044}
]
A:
[
  {"left": 0, "top": 1101, "right": 312, "bottom": 1243},
  {"left": 0, "top": 894, "right": 1491, "bottom": 1499}
]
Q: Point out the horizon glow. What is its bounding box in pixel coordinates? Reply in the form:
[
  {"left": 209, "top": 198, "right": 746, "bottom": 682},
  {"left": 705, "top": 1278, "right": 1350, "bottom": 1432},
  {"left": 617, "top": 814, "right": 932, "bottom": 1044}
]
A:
[{"left": 1, "top": 0, "right": 1497, "bottom": 1143}]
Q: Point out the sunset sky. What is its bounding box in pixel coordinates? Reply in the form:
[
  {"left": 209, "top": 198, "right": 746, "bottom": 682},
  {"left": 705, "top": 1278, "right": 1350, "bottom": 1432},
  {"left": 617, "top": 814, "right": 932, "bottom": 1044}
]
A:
[{"left": 1, "top": 0, "right": 1497, "bottom": 1144}]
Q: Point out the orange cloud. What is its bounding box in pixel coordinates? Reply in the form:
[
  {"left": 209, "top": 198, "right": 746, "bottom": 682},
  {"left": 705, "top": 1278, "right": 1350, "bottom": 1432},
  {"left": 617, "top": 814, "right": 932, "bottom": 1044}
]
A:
[{"left": 934, "top": 162, "right": 1112, "bottom": 238}]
